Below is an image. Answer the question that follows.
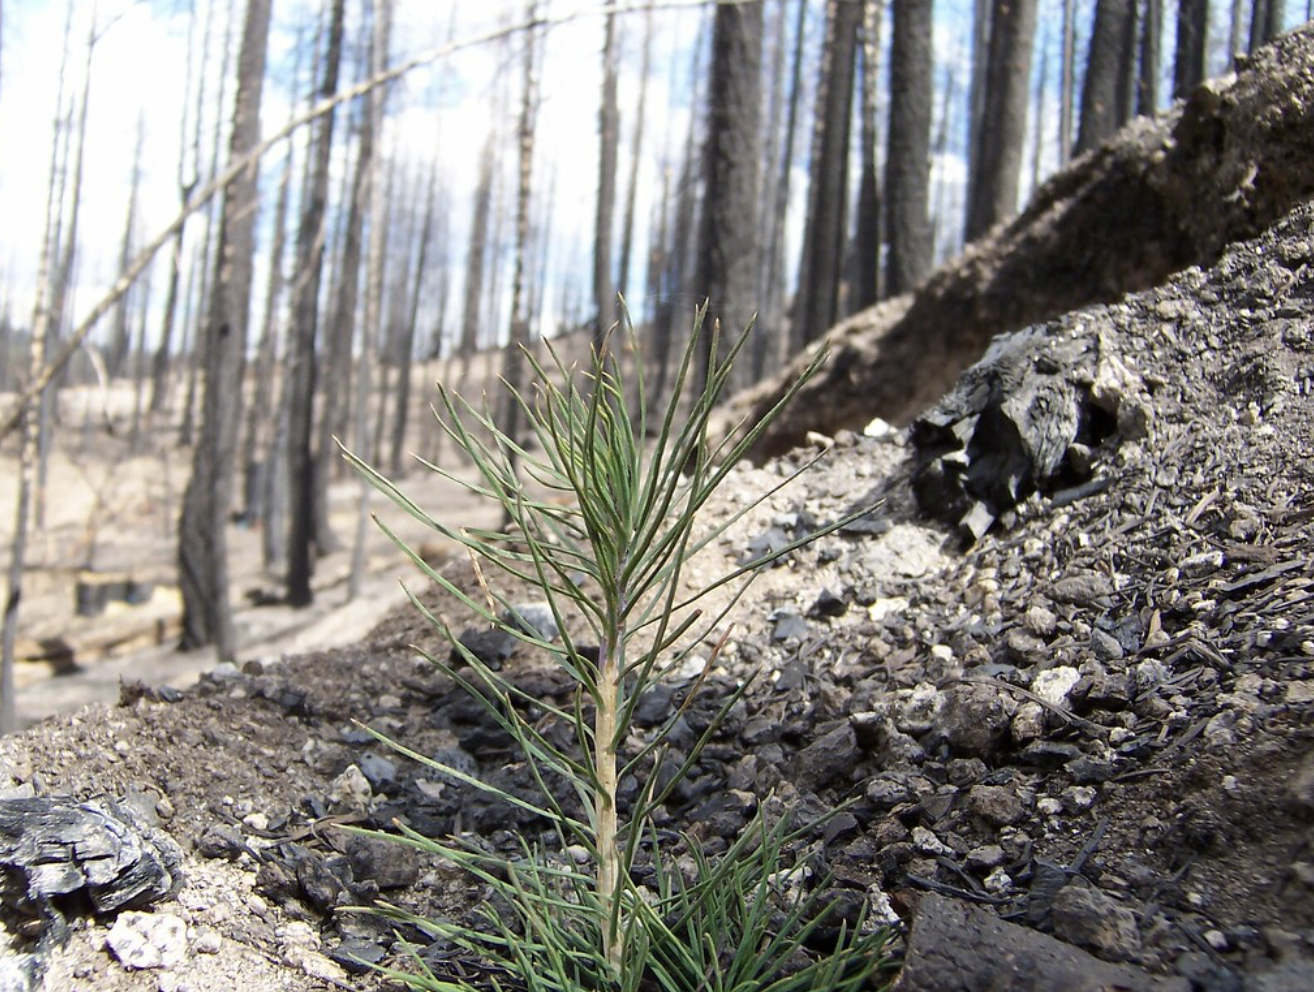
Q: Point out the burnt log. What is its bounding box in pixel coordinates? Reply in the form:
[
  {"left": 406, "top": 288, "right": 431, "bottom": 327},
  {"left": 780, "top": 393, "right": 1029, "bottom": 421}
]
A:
[
  {"left": 908, "top": 320, "right": 1149, "bottom": 540},
  {"left": 0, "top": 795, "right": 182, "bottom": 949}
]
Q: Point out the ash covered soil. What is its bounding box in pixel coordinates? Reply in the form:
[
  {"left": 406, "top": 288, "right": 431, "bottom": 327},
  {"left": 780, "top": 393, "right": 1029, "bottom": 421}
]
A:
[{"left": 2, "top": 204, "right": 1314, "bottom": 992}]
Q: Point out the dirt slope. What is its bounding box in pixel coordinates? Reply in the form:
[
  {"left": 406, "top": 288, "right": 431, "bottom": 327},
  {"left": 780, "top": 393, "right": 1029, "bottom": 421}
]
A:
[{"left": 729, "top": 24, "right": 1314, "bottom": 462}]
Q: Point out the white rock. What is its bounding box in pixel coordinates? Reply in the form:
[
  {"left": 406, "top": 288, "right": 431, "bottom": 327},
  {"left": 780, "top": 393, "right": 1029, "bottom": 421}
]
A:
[
  {"left": 912, "top": 826, "right": 952, "bottom": 857},
  {"left": 984, "top": 868, "right": 1013, "bottom": 893},
  {"left": 328, "top": 764, "right": 373, "bottom": 810},
  {"left": 107, "top": 911, "right": 188, "bottom": 970},
  {"left": 865, "top": 883, "right": 903, "bottom": 926},
  {"left": 1286, "top": 681, "right": 1314, "bottom": 704},
  {"left": 867, "top": 596, "right": 910, "bottom": 623},
  {"left": 897, "top": 683, "right": 945, "bottom": 734},
  {"left": 1011, "top": 702, "right": 1047, "bottom": 743},
  {"left": 862, "top": 416, "right": 895, "bottom": 440},
  {"left": 1033, "top": 667, "right": 1081, "bottom": 708}
]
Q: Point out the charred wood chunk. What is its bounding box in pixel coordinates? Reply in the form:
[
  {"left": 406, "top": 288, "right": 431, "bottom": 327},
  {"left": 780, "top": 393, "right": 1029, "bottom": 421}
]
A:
[
  {"left": 0, "top": 796, "right": 182, "bottom": 947},
  {"left": 912, "top": 326, "right": 1102, "bottom": 536}
]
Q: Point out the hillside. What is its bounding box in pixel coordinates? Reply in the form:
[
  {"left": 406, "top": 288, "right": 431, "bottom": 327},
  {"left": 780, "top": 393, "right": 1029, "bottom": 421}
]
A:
[{"left": 1, "top": 185, "right": 1312, "bottom": 992}]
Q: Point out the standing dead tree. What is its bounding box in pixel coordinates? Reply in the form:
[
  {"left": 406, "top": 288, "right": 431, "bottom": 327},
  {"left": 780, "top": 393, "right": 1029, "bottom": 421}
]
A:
[{"left": 177, "top": 0, "right": 274, "bottom": 657}]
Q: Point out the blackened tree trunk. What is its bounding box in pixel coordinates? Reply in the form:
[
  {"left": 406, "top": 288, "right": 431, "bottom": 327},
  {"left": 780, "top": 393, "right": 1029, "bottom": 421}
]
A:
[
  {"left": 1249, "top": 0, "right": 1283, "bottom": 50},
  {"left": 1174, "top": 0, "right": 1208, "bottom": 98},
  {"left": 1138, "top": 0, "right": 1161, "bottom": 115},
  {"left": 616, "top": 7, "right": 652, "bottom": 307},
  {"left": 500, "top": 1, "right": 539, "bottom": 514},
  {"left": 593, "top": 9, "right": 619, "bottom": 347},
  {"left": 285, "top": 0, "right": 346, "bottom": 609},
  {"left": 853, "top": 0, "right": 885, "bottom": 312},
  {"left": 1059, "top": 0, "right": 1076, "bottom": 166},
  {"left": 239, "top": 146, "right": 291, "bottom": 526},
  {"left": 885, "top": 0, "right": 935, "bottom": 296},
  {"left": 794, "top": 0, "right": 861, "bottom": 348},
  {"left": 108, "top": 115, "right": 145, "bottom": 381},
  {"left": 967, "top": 0, "right": 990, "bottom": 204},
  {"left": 694, "top": 0, "right": 762, "bottom": 390},
  {"left": 177, "top": 0, "right": 273, "bottom": 656},
  {"left": 458, "top": 136, "right": 495, "bottom": 375},
  {"left": 1076, "top": 0, "right": 1134, "bottom": 155},
  {"left": 965, "top": 0, "right": 1038, "bottom": 243},
  {"left": 389, "top": 164, "right": 436, "bottom": 478},
  {"left": 757, "top": 0, "right": 807, "bottom": 378}
]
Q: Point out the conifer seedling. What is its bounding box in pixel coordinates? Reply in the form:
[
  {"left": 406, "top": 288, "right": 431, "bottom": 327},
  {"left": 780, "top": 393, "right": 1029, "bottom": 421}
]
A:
[{"left": 343, "top": 307, "right": 891, "bottom": 992}]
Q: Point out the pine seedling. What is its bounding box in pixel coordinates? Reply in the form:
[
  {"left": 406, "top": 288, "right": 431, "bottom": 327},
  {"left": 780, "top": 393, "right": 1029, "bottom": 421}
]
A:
[{"left": 343, "top": 306, "right": 890, "bottom": 992}]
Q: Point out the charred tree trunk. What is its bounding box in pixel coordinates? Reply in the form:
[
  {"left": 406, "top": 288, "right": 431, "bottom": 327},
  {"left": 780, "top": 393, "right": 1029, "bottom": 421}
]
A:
[
  {"left": 794, "top": 0, "right": 861, "bottom": 349},
  {"left": 285, "top": 0, "right": 346, "bottom": 609},
  {"left": 1059, "top": 0, "right": 1076, "bottom": 166},
  {"left": 886, "top": 0, "right": 935, "bottom": 295},
  {"left": 694, "top": 0, "right": 763, "bottom": 391},
  {"left": 1138, "top": 0, "right": 1161, "bottom": 115},
  {"left": 1076, "top": 0, "right": 1135, "bottom": 155},
  {"left": 616, "top": 7, "right": 652, "bottom": 307},
  {"left": 108, "top": 115, "right": 145, "bottom": 382},
  {"left": 853, "top": 0, "right": 886, "bottom": 312},
  {"left": 593, "top": 9, "right": 620, "bottom": 347},
  {"left": 965, "top": 0, "right": 1038, "bottom": 242},
  {"left": 757, "top": 0, "right": 807, "bottom": 377},
  {"left": 1174, "top": 0, "right": 1208, "bottom": 98},
  {"left": 177, "top": 0, "right": 273, "bottom": 656}
]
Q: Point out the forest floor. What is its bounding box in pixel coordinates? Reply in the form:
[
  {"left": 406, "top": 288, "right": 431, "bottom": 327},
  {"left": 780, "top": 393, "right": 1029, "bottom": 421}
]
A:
[
  {"left": 2, "top": 203, "right": 1314, "bottom": 992},
  {"left": 0, "top": 359, "right": 507, "bottom": 731}
]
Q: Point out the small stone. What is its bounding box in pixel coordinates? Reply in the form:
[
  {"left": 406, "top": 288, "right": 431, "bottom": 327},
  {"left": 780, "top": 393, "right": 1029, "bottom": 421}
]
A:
[
  {"left": 454, "top": 626, "right": 518, "bottom": 669},
  {"left": 330, "top": 939, "right": 388, "bottom": 975},
  {"left": 242, "top": 811, "right": 269, "bottom": 833},
  {"left": 191, "top": 928, "right": 221, "bottom": 955},
  {"left": 107, "top": 912, "right": 188, "bottom": 970},
  {"left": 771, "top": 609, "right": 810, "bottom": 641},
  {"left": 1033, "top": 667, "right": 1082, "bottom": 708},
  {"left": 328, "top": 765, "right": 373, "bottom": 811},
  {"left": 1091, "top": 628, "right": 1125, "bottom": 661},
  {"left": 1038, "top": 796, "right": 1064, "bottom": 816},
  {"left": 865, "top": 771, "right": 918, "bottom": 809},
  {"left": 796, "top": 723, "right": 859, "bottom": 790},
  {"left": 807, "top": 588, "right": 848, "bottom": 619},
  {"left": 983, "top": 867, "right": 1013, "bottom": 893},
  {"left": 501, "top": 602, "right": 559, "bottom": 641},
  {"left": 946, "top": 757, "right": 987, "bottom": 787},
  {"left": 1063, "top": 785, "right": 1098, "bottom": 811},
  {"left": 1011, "top": 701, "right": 1048, "bottom": 743},
  {"left": 196, "top": 823, "right": 244, "bottom": 861},
  {"left": 1135, "top": 659, "right": 1171, "bottom": 690},
  {"left": 1050, "top": 572, "right": 1114, "bottom": 606},
  {"left": 357, "top": 753, "right": 398, "bottom": 790},
  {"left": 1068, "top": 755, "right": 1116, "bottom": 784},
  {"left": 346, "top": 835, "right": 420, "bottom": 889},
  {"left": 1285, "top": 681, "right": 1314, "bottom": 705},
  {"left": 867, "top": 596, "right": 910, "bottom": 623},
  {"left": 939, "top": 683, "right": 1016, "bottom": 759},
  {"left": 1005, "top": 628, "right": 1047, "bottom": 663},
  {"left": 1052, "top": 885, "right": 1141, "bottom": 961},
  {"left": 897, "top": 683, "right": 946, "bottom": 735},
  {"left": 1180, "top": 551, "right": 1226, "bottom": 578},
  {"left": 1024, "top": 605, "right": 1058, "bottom": 637},
  {"left": 967, "top": 784, "right": 1025, "bottom": 827},
  {"left": 965, "top": 844, "right": 1005, "bottom": 871},
  {"left": 912, "top": 826, "right": 953, "bottom": 857}
]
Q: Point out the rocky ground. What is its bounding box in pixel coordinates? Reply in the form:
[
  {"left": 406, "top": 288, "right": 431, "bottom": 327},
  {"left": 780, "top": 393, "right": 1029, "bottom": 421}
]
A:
[{"left": 2, "top": 205, "right": 1313, "bottom": 991}]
